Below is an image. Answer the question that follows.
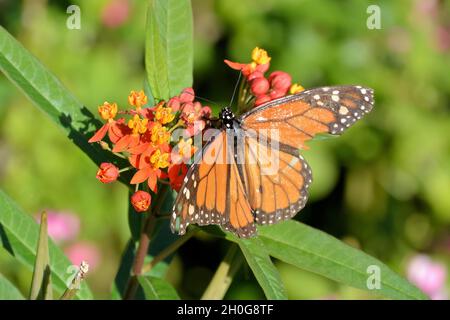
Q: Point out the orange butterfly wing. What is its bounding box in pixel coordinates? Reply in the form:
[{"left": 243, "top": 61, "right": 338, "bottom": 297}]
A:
[
  {"left": 238, "top": 85, "right": 374, "bottom": 226},
  {"left": 238, "top": 132, "right": 311, "bottom": 225},
  {"left": 171, "top": 131, "right": 256, "bottom": 238},
  {"left": 171, "top": 85, "right": 374, "bottom": 238},
  {"left": 241, "top": 86, "right": 374, "bottom": 149}
]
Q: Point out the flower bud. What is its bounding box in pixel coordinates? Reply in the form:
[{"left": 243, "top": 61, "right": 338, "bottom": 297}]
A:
[
  {"left": 247, "top": 71, "right": 265, "bottom": 81},
  {"left": 131, "top": 190, "right": 151, "bottom": 212},
  {"left": 179, "top": 88, "right": 195, "bottom": 103},
  {"left": 167, "top": 97, "right": 181, "bottom": 112},
  {"left": 269, "top": 89, "right": 285, "bottom": 100},
  {"left": 251, "top": 77, "right": 270, "bottom": 96},
  {"left": 96, "top": 162, "right": 119, "bottom": 183},
  {"left": 255, "top": 94, "right": 271, "bottom": 106},
  {"left": 269, "top": 71, "right": 292, "bottom": 92}
]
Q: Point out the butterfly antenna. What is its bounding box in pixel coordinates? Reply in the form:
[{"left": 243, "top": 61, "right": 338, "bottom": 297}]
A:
[
  {"left": 181, "top": 90, "right": 220, "bottom": 107},
  {"left": 229, "top": 70, "right": 242, "bottom": 108}
]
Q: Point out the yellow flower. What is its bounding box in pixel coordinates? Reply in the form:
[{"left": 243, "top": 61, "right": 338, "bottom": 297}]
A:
[
  {"left": 151, "top": 122, "right": 170, "bottom": 145},
  {"left": 155, "top": 104, "right": 175, "bottom": 125},
  {"left": 251, "top": 47, "right": 271, "bottom": 65},
  {"left": 98, "top": 102, "right": 118, "bottom": 121},
  {"left": 128, "top": 114, "right": 148, "bottom": 135},
  {"left": 150, "top": 149, "right": 170, "bottom": 169},
  {"left": 128, "top": 90, "right": 148, "bottom": 110},
  {"left": 289, "top": 83, "right": 305, "bottom": 94}
]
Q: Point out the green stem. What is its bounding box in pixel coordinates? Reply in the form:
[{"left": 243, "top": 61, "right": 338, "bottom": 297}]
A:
[
  {"left": 119, "top": 166, "right": 133, "bottom": 173},
  {"left": 123, "top": 185, "right": 169, "bottom": 300},
  {"left": 201, "top": 243, "right": 243, "bottom": 300},
  {"left": 141, "top": 229, "right": 197, "bottom": 274},
  {"left": 236, "top": 77, "right": 246, "bottom": 114}
]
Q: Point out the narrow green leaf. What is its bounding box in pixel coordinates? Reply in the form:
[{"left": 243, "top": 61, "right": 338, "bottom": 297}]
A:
[
  {"left": 0, "top": 26, "right": 127, "bottom": 175},
  {"left": 259, "top": 220, "right": 428, "bottom": 300},
  {"left": 145, "top": 0, "right": 193, "bottom": 100},
  {"left": 0, "top": 190, "right": 93, "bottom": 299},
  {"left": 0, "top": 273, "right": 25, "bottom": 300},
  {"left": 29, "top": 211, "right": 52, "bottom": 300},
  {"left": 138, "top": 276, "right": 180, "bottom": 300},
  {"left": 201, "top": 243, "right": 243, "bottom": 300},
  {"left": 236, "top": 237, "right": 288, "bottom": 300}
]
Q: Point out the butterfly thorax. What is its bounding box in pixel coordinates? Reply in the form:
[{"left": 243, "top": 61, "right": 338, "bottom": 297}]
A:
[{"left": 219, "top": 106, "right": 237, "bottom": 129}]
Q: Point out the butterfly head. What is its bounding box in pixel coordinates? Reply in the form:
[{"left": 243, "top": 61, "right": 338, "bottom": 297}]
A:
[{"left": 219, "top": 106, "right": 236, "bottom": 129}]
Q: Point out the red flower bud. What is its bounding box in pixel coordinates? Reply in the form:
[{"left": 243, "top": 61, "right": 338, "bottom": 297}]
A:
[
  {"left": 96, "top": 162, "right": 119, "bottom": 183},
  {"left": 269, "top": 71, "right": 291, "bottom": 92},
  {"left": 131, "top": 190, "right": 151, "bottom": 213},
  {"left": 255, "top": 94, "right": 271, "bottom": 106},
  {"left": 247, "top": 71, "right": 265, "bottom": 81},
  {"left": 255, "top": 63, "right": 270, "bottom": 74},
  {"left": 251, "top": 77, "right": 270, "bottom": 96},
  {"left": 179, "top": 88, "right": 195, "bottom": 103},
  {"left": 167, "top": 97, "right": 181, "bottom": 112},
  {"left": 269, "top": 89, "right": 286, "bottom": 100}
]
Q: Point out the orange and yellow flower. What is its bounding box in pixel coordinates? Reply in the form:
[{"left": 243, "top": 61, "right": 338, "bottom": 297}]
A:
[
  {"left": 89, "top": 87, "right": 210, "bottom": 209},
  {"left": 154, "top": 103, "right": 175, "bottom": 125},
  {"left": 128, "top": 90, "right": 148, "bottom": 110}
]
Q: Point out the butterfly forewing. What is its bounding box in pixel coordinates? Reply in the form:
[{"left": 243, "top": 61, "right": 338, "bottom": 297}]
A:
[{"left": 240, "top": 85, "right": 374, "bottom": 149}]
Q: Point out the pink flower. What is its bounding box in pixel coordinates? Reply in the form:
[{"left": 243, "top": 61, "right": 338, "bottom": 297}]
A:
[
  {"left": 101, "top": 0, "right": 130, "bottom": 28},
  {"left": 65, "top": 242, "right": 101, "bottom": 271},
  {"left": 407, "top": 254, "right": 448, "bottom": 299},
  {"left": 36, "top": 211, "right": 80, "bottom": 244},
  {"left": 436, "top": 26, "right": 450, "bottom": 53}
]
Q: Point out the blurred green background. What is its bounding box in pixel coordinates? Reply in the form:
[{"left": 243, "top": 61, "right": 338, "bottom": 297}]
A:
[{"left": 0, "top": 0, "right": 449, "bottom": 299}]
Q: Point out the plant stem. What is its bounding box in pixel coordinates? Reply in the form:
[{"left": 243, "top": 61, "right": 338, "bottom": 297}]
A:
[
  {"left": 141, "top": 229, "right": 197, "bottom": 274},
  {"left": 123, "top": 185, "right": 169, "bottom": 300},
  {"left": 236, "top": 77, "right": 246, "bottom": 113},
  {"left": 201, "top": 243, "right": 243, "bottom": 300}
]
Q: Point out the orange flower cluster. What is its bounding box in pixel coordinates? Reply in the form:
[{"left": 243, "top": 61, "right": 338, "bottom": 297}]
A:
[
  {"left": 225, "top": 47, "right": 305, "bottom": 106},
  {"left": 89, "top": 89, "right": 210, "bottom": 213}
]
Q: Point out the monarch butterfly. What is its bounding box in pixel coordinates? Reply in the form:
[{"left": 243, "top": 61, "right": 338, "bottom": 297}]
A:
[{"left": 170, "top": 85, "right": 374, "bottom": 238}]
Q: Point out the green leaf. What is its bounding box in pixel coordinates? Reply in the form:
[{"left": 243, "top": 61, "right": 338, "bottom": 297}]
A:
[
  {"left": 0, "top": 273, "right": 25, "bottom": 300},
  {"left": 235, "top": 237, "right": 288, "bottom": 300},
  {"left": 29, "top": 211, "right": 52, "bottom": 300},
  {"left": 145, "top": 0, "right": 193, "bottom": 100},
  {"left": 0, "top": 26, "right": 127, "bottom": 175},
  {"left": 0, "top": 190, "right": 93, "bottom": 299},
  {"left": 138, "top": 276, "right": 180, "bottom": 300},
  {"left": 258, "top": 220, "right": 428, "bottom": 300}
]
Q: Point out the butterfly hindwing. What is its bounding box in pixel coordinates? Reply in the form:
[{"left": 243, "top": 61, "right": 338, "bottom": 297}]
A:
[{"left": 239, "top": 130, "right": 312, "bottom": 226}]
